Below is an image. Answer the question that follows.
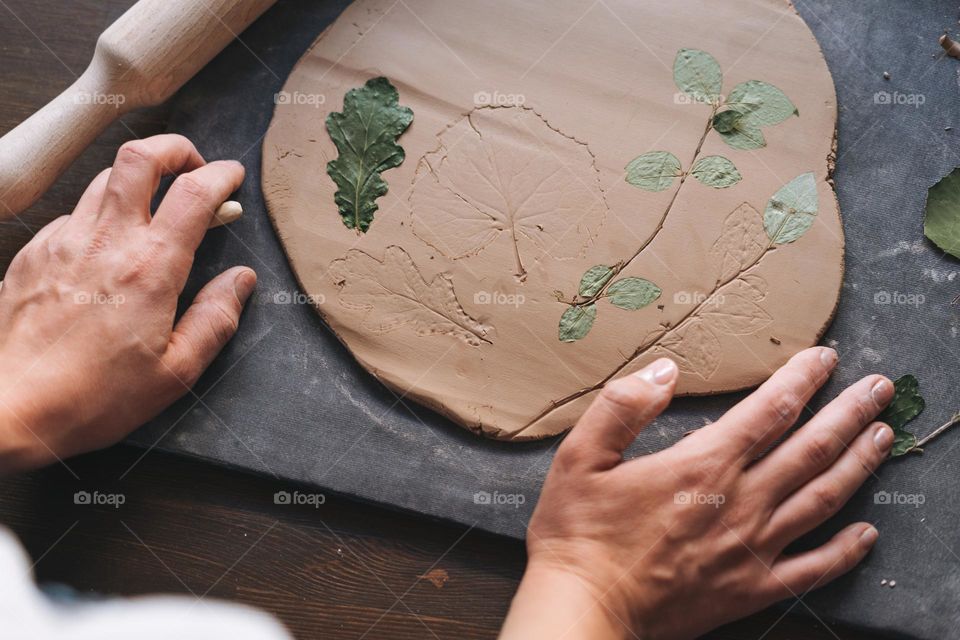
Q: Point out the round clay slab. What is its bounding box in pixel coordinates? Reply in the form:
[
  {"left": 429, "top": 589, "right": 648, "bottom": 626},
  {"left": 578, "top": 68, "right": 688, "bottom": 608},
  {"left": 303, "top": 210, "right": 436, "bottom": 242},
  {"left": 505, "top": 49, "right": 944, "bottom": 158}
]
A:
[{"left": 262, "top": 0, "right": 843, "bottom": 440}]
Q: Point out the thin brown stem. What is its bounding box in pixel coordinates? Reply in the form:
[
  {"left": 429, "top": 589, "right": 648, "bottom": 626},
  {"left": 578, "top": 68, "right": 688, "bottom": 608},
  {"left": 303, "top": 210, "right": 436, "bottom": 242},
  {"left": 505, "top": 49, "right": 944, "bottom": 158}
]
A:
[{"left": 914, "top": 411, "right": 960, "bottom": 450}]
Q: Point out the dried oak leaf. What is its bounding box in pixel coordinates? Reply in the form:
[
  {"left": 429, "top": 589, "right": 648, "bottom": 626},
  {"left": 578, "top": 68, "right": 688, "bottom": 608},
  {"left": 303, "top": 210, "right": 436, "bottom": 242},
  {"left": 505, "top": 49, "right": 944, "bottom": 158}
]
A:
[
  {"left": 328, "top": 246, "right": 491, "bottom": 346},
  {"left": 410, "top": 107, "right": 605, "bottom": 281}
]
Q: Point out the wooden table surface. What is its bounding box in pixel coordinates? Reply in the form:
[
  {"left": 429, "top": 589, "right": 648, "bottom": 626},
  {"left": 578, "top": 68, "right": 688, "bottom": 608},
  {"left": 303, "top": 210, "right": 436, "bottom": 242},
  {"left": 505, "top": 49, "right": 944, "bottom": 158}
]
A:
[{"left": 0, "top": 2, "right": 871, "bottom": 638}]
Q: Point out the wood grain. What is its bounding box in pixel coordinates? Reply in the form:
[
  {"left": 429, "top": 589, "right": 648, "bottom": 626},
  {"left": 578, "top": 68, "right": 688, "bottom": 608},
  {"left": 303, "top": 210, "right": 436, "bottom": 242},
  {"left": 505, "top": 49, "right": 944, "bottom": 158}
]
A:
[{"left": 0, "top": 1, "right": 871, "bottom": 638}]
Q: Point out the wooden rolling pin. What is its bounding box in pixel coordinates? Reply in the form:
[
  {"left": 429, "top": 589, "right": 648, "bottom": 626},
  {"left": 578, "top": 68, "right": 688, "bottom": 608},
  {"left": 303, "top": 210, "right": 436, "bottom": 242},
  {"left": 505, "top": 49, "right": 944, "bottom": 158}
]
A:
[{"left": 0, "top": 0, "right": 277, "bottom": 221}]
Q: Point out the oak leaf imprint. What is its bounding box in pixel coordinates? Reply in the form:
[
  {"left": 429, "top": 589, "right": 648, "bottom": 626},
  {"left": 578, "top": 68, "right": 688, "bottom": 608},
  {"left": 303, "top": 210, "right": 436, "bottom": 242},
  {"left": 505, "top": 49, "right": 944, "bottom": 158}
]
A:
[
  {"left": 410, "top": 107, "right": 605, "bottom": 281},
  {"left": 328, "top": 245, "right": 491, "bottom": 346}
]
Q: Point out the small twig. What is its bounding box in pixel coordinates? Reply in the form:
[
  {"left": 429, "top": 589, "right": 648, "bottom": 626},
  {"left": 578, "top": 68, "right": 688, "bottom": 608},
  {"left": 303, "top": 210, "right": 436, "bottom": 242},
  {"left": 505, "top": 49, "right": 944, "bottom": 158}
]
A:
[
  {"left": 915, "top": 410, "right": 960, "bottom": 449},
  {"left": 940, "top": 34, "right": 960, "bottom": 59}
]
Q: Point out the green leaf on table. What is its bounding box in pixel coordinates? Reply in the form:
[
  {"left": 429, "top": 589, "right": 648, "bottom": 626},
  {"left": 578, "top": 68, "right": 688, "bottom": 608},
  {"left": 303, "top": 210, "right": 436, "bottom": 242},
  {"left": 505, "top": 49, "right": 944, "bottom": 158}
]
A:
[
  {"left": 724, "top": 80, "right": 798, "bottom": 127},
  {"left": 673, "top": 48, "right": 723, "bottom": 104},
  {"left": 579, "top": 265, "right": 615, "bottom": 297},
  {"left": 559, "top": 304, "right": 597, "bottom": 342},
  {"left": 625, "top": 151, "right": 682, "bottom": 192},
  {"left": 878, "top": 374, "right": 925, "bottom": 457},
  {"left": 763, "top": 172, "right": 818, "bottom": 244},
  {"left": 606, "top": 278, "right": 661, "bottom": 310},
  {"left": 691, "top": 156, "right": 742, "bottom": 188},
  {"left": 924, "top": 167, "right": 960, "bottom": 259},
  {"left": 326, "top": 76, "right": 414, "bottom": 233}
]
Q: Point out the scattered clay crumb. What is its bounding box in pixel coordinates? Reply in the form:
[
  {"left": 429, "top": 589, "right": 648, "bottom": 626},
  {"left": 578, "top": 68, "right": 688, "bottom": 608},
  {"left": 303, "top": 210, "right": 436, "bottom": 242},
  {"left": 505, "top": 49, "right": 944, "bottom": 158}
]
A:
[
  {"left": 940, "top": 34, "right": 960, "bottom": 59},
  {"left": 947, "top": 127, "right": 954, "bottom": 131},
  {"left": 419, "top": 568, "right": 450, "bottom": 589},
  {"left": 889, "top": 580, "right": 897, "bottom": 588},
  {"left": 882, "top": 71, "right": 890, "bottom": 80},
  {"left": 769, "top": 336, "right": 782, "bottom": 345},
  {"left": 657, "top": 304, "right": 665, "bottom": 310},
  {"left": 881, "top": 579, "right": 888, "bottom": 586}
]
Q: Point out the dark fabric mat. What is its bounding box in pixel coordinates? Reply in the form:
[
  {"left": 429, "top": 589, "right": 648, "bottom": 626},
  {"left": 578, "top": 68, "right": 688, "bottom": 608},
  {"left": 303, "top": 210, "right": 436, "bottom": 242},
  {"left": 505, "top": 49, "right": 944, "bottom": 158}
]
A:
[{"left": 128, "top": 1, "right": 960, "bottom": 637}]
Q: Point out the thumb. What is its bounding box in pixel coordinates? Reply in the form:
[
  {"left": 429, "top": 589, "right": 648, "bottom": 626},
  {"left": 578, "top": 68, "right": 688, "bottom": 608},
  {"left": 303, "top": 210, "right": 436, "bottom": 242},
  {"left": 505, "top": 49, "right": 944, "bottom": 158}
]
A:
[
  {"left": 163, "top": 266, "right": 257, "bottom": 389},
  {"left": 561, "top": 358, "right": 678, "bottom": 469}
]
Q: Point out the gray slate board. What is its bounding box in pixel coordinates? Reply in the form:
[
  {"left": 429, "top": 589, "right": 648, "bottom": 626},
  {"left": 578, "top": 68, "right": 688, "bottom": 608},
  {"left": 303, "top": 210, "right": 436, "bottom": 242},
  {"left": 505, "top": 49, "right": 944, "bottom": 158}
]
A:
[{"left": 129, "top": 1, "right": 960, "bottom": 637}]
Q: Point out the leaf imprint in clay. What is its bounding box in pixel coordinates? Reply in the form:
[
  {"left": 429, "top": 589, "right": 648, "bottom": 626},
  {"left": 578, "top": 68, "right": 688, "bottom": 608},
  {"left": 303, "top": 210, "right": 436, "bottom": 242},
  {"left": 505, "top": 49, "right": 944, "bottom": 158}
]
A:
[
  {"left": 326, "top": 77, "right": 414, "bottom": 233},
  {"left": 410, "top": 106, "right": 606, "bottom": 282},
  {"left": 328, "top": 246, "right": 491, "bottom": 346}
]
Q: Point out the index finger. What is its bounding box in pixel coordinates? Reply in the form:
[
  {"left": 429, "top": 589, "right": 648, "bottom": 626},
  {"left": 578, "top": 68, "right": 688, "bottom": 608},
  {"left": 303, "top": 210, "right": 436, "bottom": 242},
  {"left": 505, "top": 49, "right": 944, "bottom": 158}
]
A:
[{"left": 698, "top": 347, "right": 837, "bottom": 463}]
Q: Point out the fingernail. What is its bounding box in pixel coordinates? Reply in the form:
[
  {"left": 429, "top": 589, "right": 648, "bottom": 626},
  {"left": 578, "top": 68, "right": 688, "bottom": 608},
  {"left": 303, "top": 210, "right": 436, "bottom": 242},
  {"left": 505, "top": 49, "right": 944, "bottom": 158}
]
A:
[
  {"left": 871, "top": 378, "right": 893, "bottom": 405},
  {"left": 860, "top": 525, "right": 879, "bottom": 546},
  {"left": 636, "top": 358, "right": 677, "bottom": 385},
  {"left": 234, "top": 268, "right": 257, "bottom": 303},
  {"left": 874, "top": 423, "right": 894, "bottom": 454},
  {"left": 820, "top": 347, "right": 837, "bottom": 367}
]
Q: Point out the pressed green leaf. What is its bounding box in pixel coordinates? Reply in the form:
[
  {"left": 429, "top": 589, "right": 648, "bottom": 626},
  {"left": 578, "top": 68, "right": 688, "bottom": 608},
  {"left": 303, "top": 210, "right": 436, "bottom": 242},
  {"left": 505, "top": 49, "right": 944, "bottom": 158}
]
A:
[
  {"left": 579, "top": 265, "right": 615, "bottom": 297},
  {"left": 716, "top": 123, "right": 766, "bottom": 150},
  {"left": 763, "top": 172, "right": 818, "bottom": 243},
  {"left": 924, "top": 167, "right": 960, "bottom": 259},
  {"left": 606, "top": 278, "right": 661, "bottom": 310},
  {"left": 691, "top": 156, "right": 742, "bottom": 188},
  {"left": 711, "top": 110, "right": 743, "bottom": 134},
  {"left": 725, "top": 80, "right": 798, "bottom": 127},
  {"left": 625, "top": 151, "right": 682, "bottom": 192},
  {"left": 673, "top": 48, "right": 723, "bottom": 104},
  {"left": 878, "top": 375, "right": 925, "bottom": 457},
  {"left": 326, "top": 77, "right": 414, "bottom": 233},
  {"left": 559, "top": 304, "right": 597, "bottom": 342}
]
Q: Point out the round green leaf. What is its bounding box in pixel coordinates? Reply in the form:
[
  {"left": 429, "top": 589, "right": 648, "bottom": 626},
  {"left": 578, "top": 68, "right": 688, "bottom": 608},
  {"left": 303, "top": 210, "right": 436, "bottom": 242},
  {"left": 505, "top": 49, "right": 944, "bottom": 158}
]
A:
[
  {"left": 605, "top": 278, "right": 661, "bottom": 310},
  {"left": 625, "top": 151, "right": 682, "bottom": 192},
  {"left": 559, "top": 304, "right": 597, "bottom": 342},
  {"left": 725, "top": 80, "right": 798, "bottom": 127},
  {"left": 717, "top": 124, "right": 766, "bottom": 150},
  {"left": 763, "top": 172, "right": 818, "bottom": 244},
  {"left": 691, "top": 156, "right": 741, "bottom": 188},
  {"left": 924, "top": 167, "right": 960, "bottom": 259},
  {"left": 711, "top": 110, "right": 742, "bottom": 134},
  {"left": 673, "top": 48, "right": 723, "bottom": 104},
  {"left": 579, "top": 265, "right": 615, "bottom": 297}
]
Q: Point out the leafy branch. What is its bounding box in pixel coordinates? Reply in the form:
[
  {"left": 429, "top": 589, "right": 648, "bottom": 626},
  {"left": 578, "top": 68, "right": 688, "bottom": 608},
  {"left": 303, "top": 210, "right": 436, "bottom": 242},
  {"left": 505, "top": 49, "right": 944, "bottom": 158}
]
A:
[
  {"left": 557, "top": 48, "right": 798, "bottom": 342},
  {"left": 879, "top": 375, "right": 960, "bottom": 456}
]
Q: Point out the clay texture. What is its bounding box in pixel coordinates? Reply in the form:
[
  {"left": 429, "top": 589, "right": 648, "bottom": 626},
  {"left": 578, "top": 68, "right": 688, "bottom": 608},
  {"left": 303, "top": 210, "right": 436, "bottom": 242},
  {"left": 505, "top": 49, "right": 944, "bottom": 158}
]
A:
[{"left": 261, "top": 0, "right": 844, "bottom": 440}]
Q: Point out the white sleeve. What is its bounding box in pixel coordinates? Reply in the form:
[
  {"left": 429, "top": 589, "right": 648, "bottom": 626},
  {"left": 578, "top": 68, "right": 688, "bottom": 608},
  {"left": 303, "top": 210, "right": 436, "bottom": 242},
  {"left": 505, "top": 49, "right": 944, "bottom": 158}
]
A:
[{"left": 0, "top": 527, "right": 293, "bottom": 640}]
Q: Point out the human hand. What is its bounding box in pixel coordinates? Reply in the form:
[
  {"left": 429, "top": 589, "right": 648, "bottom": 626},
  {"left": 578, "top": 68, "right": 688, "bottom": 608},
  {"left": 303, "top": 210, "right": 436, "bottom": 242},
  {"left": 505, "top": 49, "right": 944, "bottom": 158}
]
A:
[
  {"left": 501, "top": 347, "right": 892, "bottom": 640},
  {"left": 0, "top": 134, "right": 255, "bottom": 472}
]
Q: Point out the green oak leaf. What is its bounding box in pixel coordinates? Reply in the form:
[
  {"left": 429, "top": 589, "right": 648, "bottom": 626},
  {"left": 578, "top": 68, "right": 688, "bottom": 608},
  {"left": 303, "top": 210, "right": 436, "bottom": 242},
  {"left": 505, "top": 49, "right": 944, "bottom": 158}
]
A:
[
  {"left": 606, "top": 278, "right": 661, "bottom": 310},
  {"left": 326, "top": 76, "right": 414, "bottom": 233},
  {"left": 712, "top": 110, "right": 743, "bottom": 134},
  {"left": 763, "top": 172, "right": 818, "bottom": 244},
  {"left": 559, "top": 304, "right": 597, "bottom": 342},
  {"left": 725, "top": 80, "right": 798, "bottom": 127},
  {"left": 625, "top": 151, "right": 682, "bottom": 192},
  {"left": 924, "top": 167, "right": 960, "bottom": 259},
  {"left": 673, "top": 48, "right": 723, "bottom": 104},
  {"left": 691, "top": 156, "right": 742, "bottom": 188},
  {"left": 579, "top": 265, "right": 615, "bottom": 297},
  {"left": 878, "top": 375, "right": 925, "bottom": 457}
]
